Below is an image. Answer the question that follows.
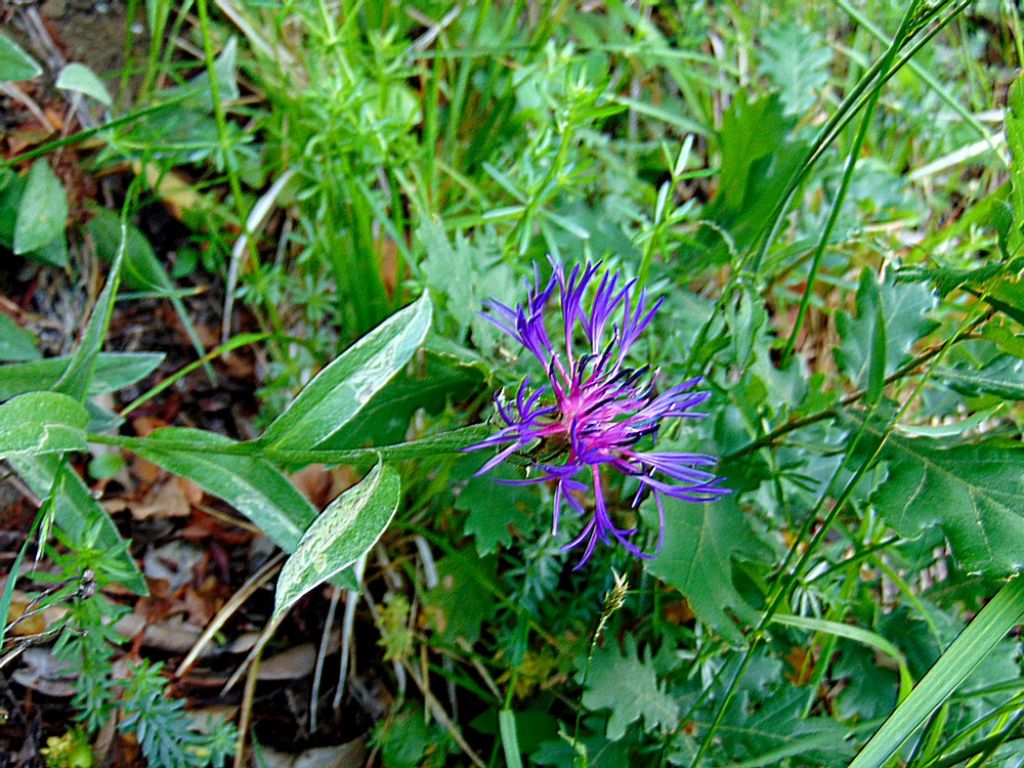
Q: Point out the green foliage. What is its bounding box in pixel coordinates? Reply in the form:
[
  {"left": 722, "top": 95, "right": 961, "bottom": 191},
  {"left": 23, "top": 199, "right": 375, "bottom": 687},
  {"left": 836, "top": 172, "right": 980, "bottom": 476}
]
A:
[
  {"left": 273, "top": 461, "right": 400, "bottom": 620},
  {"left": 760, "top": 22, "right": 833, "bottom": 116},
  {"left": 0, "top": 32, "right": 42, "bottom": 81},
  {"left": 871, "top": 435, "right": 1024, "bottom": 575},
  {"left": 13, "top": 160, "right": 68, "bottom": 263},
  {"left": 582, "top": 636, "right": 679, "bottom": 741},
  {"left": 643, "top": 497, "right": 773, "bottom": 644},
  {"left": 3, "top": 1, "right": 1024, "bottom": 766}
]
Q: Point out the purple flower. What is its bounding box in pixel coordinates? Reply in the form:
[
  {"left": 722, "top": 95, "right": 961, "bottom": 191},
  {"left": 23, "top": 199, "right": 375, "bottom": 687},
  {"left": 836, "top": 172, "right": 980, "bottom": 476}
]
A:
[{"left": 467, "top": 260, "right": 727, "bottom": 568}]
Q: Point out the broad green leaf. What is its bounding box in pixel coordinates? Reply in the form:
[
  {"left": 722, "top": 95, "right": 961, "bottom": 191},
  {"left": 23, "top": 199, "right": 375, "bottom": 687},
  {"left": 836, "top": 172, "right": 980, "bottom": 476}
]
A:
[
  {"left": 13, "top": 161, "right": 68, "bottom": 257},
  {"left": 0, "top": 352, "right": 163, "bottom": 402},
  {"left": 0, "top": 33, "right": 42, "bottom": 81},
  {"left": 260, "top": 293, "right": 432, "bottom": 452},
  {"left": 850, "top": 578, "right": 1024, "bottom": 768},
  {"left": 132, "top": 427, "right": 317, "bottom": 552},
  {"left": 456, "top": 465, "right": 537, "bottom": 556},
  {"left": 316, "top": 350, "right": 484, "bottom": 450},
  {"left": 937, "top": 358, "right": 1024, "bottom": 401},
  {"left": 871, "top": 434, "right": 1024, "bottom": 575},
  {"left": 0, "top": 392, "right": 89, "bottom": 458},
  {"left": 0, "top": 313, "right": 40, "bottom": 362},
  {"left": 836, "top": 270, "right": 937, "bottom": 389},
  {"left": 715, "top": 687, "right": 855, "bottom": 767},
  {"left": 582, "top": 635, "right": 679, "bottom": 741},
  {"left": 9, "top": 453, "right": 146, "bottom": 593},
  {"left": 54, "top": 220, "right": 125, "bottom": 402},
  {"left": 272, "top": 462, "right": 400, "bottom": 621},
  {"left": 698, "top": 93, "right": 809, "bottom": 265},
  {"left": 643, "top": 496, "right": 772, "bottom": 644},
  {"left": 56, "top": 63, "right": 112, "bottom": 106}
]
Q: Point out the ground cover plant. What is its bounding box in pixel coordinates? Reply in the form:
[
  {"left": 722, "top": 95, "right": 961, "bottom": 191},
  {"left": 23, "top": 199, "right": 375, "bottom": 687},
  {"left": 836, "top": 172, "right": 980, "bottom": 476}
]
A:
[{"left": 1, "top": 0, "right": 1024, "bottom": 765}]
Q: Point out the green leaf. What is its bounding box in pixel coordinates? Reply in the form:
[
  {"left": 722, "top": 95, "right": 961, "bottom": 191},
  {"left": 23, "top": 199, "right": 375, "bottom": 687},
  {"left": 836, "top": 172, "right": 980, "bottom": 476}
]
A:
[
  {"left": 582, "top": 635, "right": 679, "bottom": 741},
  {"left": 937, "top": 358, "right": 1024, "bottom": 401},
  {"left": 422, "top": 549, "right": 497, "bottom": 646},
  {"left": 0, "top": 312, "right": 40, "bottom": 362},
  {"left": 456, "top": 466, "right": 537, "bottom": 556},
  {"left": 259, "top": 292, "right": 432, "bottom": 452},
  {"left": 317, "top": 350, "right": 484, "bottom": 450},
  {"left": 1006, "top": 75, "right": 1024, "bottom": 229},
  {"left": 0, "top": 352, "right": 163, "bottom": 402},
  {"left": 836, "top": 270, "right": 937, "bottom": 388},
  {"left": 699, "top": 92, "right": 809, "bottom": 265},
  {"left": 272, "top": 462, "right": 400, "bottom": 622},
  {"left": 643, "top": 496, "right": 772, "bottom": 644},
  {"left": 10, "top": 453, "right": 147, "bottom": 593},
  {"left": 716, "top": 687, "right": 855, "bottom": 767},
  {"left": 131, "top": 427, "right": 318, "bottom": 552},
  {"left": 54, "top": 220, "right": 125, "bottom": 402},
  {"left": 0, "top": 392, "right": 89, "bottom": 458},
  {"left": 771, "top": 613, "right": 913, "bottom": 702},
  {"left": 13, "top": 160, "right": 68, "bottom": 257},
  {"left": 850, "top": 578, "right": 1024, "bottom": 768},
  {"left": 760, "top": 22, "right": 832, "bottom": 116},
  {"left": 0, "top": 32, "right": 42, "bottom": 81},
  {"left": 87, "top": 207, "right": 213, "bottom": 381},
  {"left": 56, "top": 63, "right": 112, "bottom": 106},
  {"left": 871, "top": 434, "right": 1024, "bottom": 575}
]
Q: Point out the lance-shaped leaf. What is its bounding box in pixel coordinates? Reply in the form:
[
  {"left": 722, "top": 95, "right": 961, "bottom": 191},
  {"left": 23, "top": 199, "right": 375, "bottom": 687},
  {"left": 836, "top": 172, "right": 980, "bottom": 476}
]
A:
[
  {"left": 871, "top": 434, "right": 1024, "bottom": 576},
  {"left": 273, "top": 462, "right": 400, "bottom": 622},
  {"left": 642, "top": 496, "right": 773, "bottom": 644},
  {"left": 9, "top": 454, "right": 147, "bottom": 593},
  {"left": 132, "top": 427, "right": 317, "bottom": 552},
  {"left": 0, "top": 352, "right": 164, "bottom": 402},
  {"left": 259, "top": 293, "right": 432, "bottom": 452},
  {"left": 55, "top": 219, "right": 125, "bottom": 402},
  {"left": 0, "top": 392, "right": 89, "bottom": 459}
]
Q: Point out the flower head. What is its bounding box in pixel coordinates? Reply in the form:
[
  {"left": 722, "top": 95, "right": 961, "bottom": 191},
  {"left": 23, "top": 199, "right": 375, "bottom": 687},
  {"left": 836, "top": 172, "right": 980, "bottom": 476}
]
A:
[{"left": 467, "top": 259, "right": 727, "bottom": 568}]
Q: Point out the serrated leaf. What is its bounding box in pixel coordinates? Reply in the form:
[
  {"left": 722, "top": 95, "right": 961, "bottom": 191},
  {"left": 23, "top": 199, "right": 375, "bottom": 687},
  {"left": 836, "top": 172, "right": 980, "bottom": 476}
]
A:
[
  {"left": 700, "top": 92, "right": 809, "bottom": 264},
  {"left": 0, "top": 352, "right": 163, "bottom": 402},
  {"left": 259, "top": 293, "right": 432, "bottom": 452},
  {"left": 14, "top": 160, "right": 68, "bottom": 257},
  {"left": 273, "top": 462, "right": 400, "bottom": 621},
  {"left": 582, "top": 635, "right": 679, "bottom": 741},
  {"left": 715, "top": 688, "right": 854, "bottom": 766},
  {"left": 56, "top": 63, "right": 112, "bottom": 106},
  {"left": 937, "top": 358, "right": 1024, "bottom": 400},
  {"left": 0, "top": 313, "right": 40, "bottom": 362},
  {"left": 643, "top": 496, "right": 772, "bottom": 644},
  {"left": 871, "top": 434, "right": 1024, "bottom": 575},
  {"left": 132, "top": 427, "right": 317, "bottom": 552},
  {"left": 0, "top": 33, "right": 42, "bottom": 81},
  {"left": 760, "top": 22, "right": 832, "bottom": 116},
  {"left": 836, "top": 270, "right": 937, "bottom": 388},
  {"left": 456, "top": 466, "right": 537, "bottom": 556},
  {"left": 10, "top": 453, "right": 147, "bottom": 593},
  {"left": 0, "top": 392, "right": 89, "bottom": 458}
]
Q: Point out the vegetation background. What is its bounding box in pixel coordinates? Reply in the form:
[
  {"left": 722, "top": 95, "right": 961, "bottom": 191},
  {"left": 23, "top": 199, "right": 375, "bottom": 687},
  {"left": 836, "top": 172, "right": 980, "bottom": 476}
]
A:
[{"left": 1, "top": 0, "right": 1024, "bottom": 766}]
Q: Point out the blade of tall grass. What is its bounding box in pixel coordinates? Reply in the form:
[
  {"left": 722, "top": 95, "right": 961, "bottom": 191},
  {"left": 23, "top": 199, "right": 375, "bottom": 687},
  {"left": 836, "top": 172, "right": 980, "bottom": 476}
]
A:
[{"left": 849, "top": 578, "right": 1024, "bottom": 768}]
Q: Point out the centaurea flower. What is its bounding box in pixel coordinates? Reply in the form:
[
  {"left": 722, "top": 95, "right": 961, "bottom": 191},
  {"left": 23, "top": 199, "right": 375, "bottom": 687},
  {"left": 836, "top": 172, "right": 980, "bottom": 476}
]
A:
[{"left": 467, "top": 260, "right": 727, "bottom": 568}]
